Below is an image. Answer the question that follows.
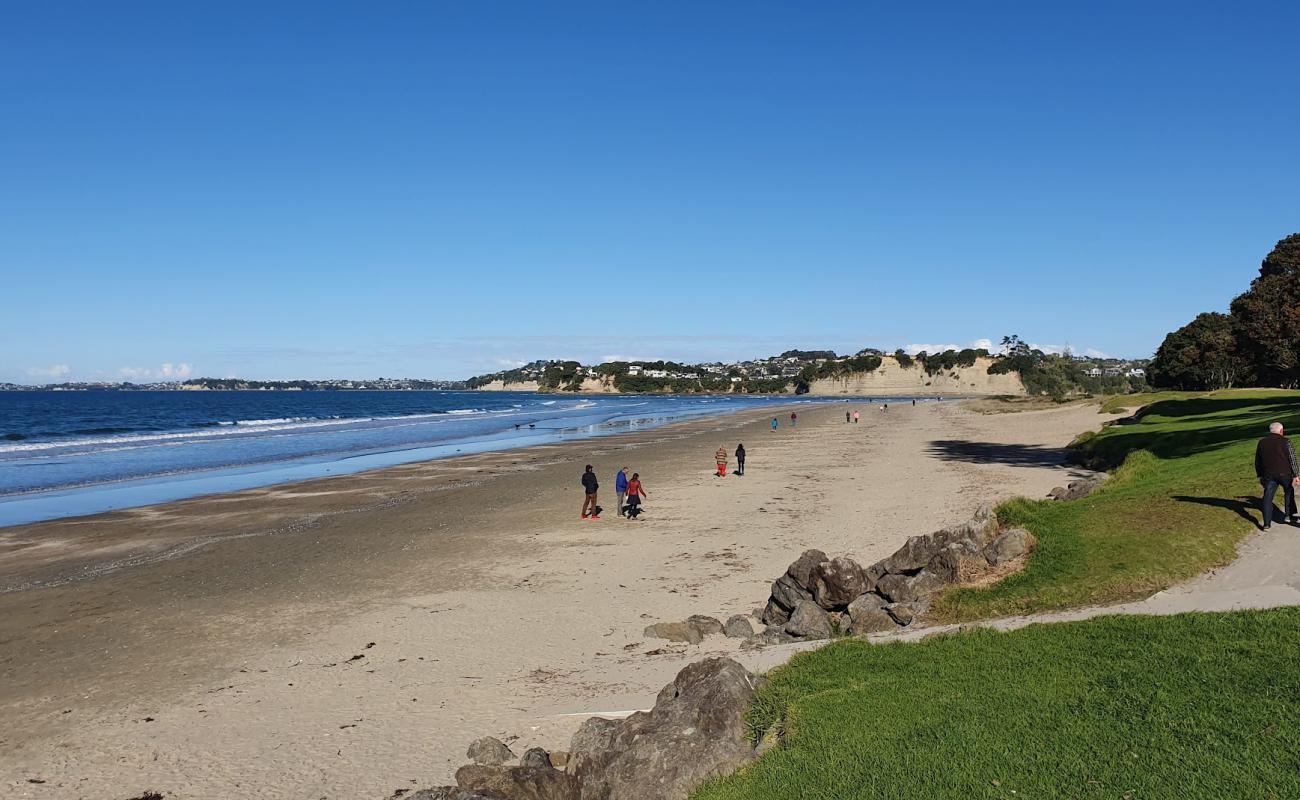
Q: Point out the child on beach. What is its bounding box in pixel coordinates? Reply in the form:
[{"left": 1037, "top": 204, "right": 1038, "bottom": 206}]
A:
[
  {"left": 735, "top": 443, "right": 746, "bottom": 475},
  {"left": 625, "top": 472, "right": 648, "bottom": 519},
  {"left": 790, "top": 412, "right": 797, "bottom": 428},
  {"left": 771, "top": 417, "right": 778, "bottom": 431},
  {"left": 715, "top": 445, "right": 728, "bottom": 477},
  {"left": 853, "top": 410, "right": 860, "bottom": 423}
]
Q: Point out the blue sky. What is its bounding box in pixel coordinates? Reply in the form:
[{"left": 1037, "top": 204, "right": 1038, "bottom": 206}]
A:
[{"left": 3, "top": 1, "right": 1297, "bottom": 382}]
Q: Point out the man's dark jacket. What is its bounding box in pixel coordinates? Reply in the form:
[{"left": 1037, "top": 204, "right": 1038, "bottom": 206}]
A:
[
  {"left": 1255, "top": 433, "right": 1299, "bottom": 480},
  {"left": 581, "top": 471, "right": 599, "bottom": 493}
]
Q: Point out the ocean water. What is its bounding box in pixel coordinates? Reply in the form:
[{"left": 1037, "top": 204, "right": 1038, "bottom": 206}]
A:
[{"left": 0, "top": 390, "right": 829, "bottom": 526}]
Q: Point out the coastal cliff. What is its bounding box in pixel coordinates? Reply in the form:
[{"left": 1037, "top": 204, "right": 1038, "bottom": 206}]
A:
[
  {"left": 473, "top": 377, "right": 622, "bottom": 394},
  {"left": 474, "top": 357, "right": 1024, "bottom": 396},
  {"left": 804, "top": 356, "right": 1025, "bottom": 396}
]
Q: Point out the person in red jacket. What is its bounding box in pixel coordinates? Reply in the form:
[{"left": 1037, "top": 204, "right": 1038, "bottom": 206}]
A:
[{"left": 625, "top": 472, "right": 649, "bottom": 519}]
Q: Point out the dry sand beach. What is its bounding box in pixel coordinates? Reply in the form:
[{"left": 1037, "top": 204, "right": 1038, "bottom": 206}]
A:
[{"left": 1, "top": 400, "right": 1117, "bottom": 799}]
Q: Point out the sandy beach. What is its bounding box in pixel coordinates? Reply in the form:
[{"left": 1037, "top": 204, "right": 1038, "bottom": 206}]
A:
[{"left": 0, "top": 399, "right": 1115, "bottom": 799}]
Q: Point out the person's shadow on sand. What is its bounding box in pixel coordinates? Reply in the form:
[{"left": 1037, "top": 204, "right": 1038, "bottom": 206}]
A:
[{"left": 1171, "top": 495, "right": 1267, "bottom": 529}]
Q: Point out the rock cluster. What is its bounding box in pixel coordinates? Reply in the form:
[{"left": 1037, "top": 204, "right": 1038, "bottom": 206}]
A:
[
  {"left": 397, "top": 658, "right": 761, "bottom": 800},
  {"left": 1047, "top": 475, "right": 1104, "bottom": 501},
  {"left": 757, "top": 504, "right": 1033, "bottom": 638}
]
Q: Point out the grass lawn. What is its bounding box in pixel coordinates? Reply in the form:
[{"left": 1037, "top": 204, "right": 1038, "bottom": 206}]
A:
[
  {"left": 933, "top": 389, "right": 1300, "bottom": 621},
  {"left": 693, "top": 609, "right": 1300, "bottom": 800},
  {"left": 1096, "top": 390, "right": 1207, "bottom": 414}
]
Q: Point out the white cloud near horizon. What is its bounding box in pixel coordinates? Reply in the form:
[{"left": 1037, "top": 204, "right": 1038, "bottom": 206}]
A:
[
  {"left": 25, "top": 364, "right": 71, "bottom": 379},
  {"left": 120, "top": 362, "right": 194, "bottom": 381},
  {"left": 601, "top": 354, "right": 666, "bottom": 363},
  {"left": 903, "top": 339, "right": 1110, "bottom": 359}
]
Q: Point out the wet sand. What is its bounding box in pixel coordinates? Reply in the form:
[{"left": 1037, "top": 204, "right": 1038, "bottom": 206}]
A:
[{"left": 0, "top": 400, "right": 1116, "bottom": 799}]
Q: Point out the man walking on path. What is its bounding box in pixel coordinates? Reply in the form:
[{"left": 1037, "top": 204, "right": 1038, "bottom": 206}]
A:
[
  {"left": 735, "top": 443, "right": 746, "bottom": 475},
  {"left": 581, "top": 464, "right": 600, "bottom": 520},
  {"left": 614, "top": 466, "right": 629, "bottom": 517},
  {"left": 715, "top": 445, "right": 728, "bottom": 477},
  {"left": 1255, "top": 422, "right": 1299, "bottom": 530}
]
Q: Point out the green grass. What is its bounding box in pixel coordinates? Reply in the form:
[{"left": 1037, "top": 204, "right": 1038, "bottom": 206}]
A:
[
  {"left": 1097, "top": 390, "right": 1207, "bottom": 414},
  {"left": 933, "top": 389, "right": 1300, "bottom": 620},
  {"left": 694, "top": 390, "right": 1300, "bottom": 800},
  {"left": 693, "top": 609, "right": 1300, "bottom": 800}
]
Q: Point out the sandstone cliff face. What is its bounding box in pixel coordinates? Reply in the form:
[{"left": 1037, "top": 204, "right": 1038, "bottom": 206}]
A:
[
  {"left": 473, "top": 357, "right": 1025, "bottom": 396},
  {"left": 804, "top": 356, "right": 1025, "bottom": 396},
  {"left": 473, "top": 377, "right": 620, "bottom": 393},
  {"left": 474, "top": 379, "right": 543, "bottom": 392}
]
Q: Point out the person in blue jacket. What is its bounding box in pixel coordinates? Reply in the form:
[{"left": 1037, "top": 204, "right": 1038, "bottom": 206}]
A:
[{"left": 615, "top": 466, "right": 630, "bottom": 517}]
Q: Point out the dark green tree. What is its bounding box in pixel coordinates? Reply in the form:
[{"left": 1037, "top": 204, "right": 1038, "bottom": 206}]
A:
[
  {"left": 1229, "top": 233, "right": 1300, "bottom": 387},
  {"left": 1148, "top": 312, "right": 1245, "bottom": 390}
]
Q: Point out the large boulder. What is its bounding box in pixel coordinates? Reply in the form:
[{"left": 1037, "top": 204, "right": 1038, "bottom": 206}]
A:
[
  {"left": 769, "top": 574, "right": 812, "bottom": 611},
  {"left": 985, "top": 528, "right": 1034, "bottom": 565},
  {"left": 758, "top": 625, "right": 796, "bottom": 645},
  {"left": 567, "top": 716, "right": 619, "bottom": 773},
  {"left": 1048, "top": 476, "right": 1103, "bottom": 501},
  {"left": 922, "top": 546, "right": 963, "bottom": 583},
  {"left": 875, "top": 570, "right": 947, "bottom": 604},
  {"left": 785, "top": 548, "right": 828, "bottom": 589},
  {"left": 569, "top": 658, "right": 759, "bottom": 800},
  {"left": 809, "top": 557, "right": 869, "bottom": 609},
  {"left": 885, "top": 602, "right": 918, "bottom": 626},
  {"left": 455, "top": 764, "right": 580, "bottom": 800},
  {"left": 760, "top": 599, "right": 791, "bottom": 627},
  {"left": 643, "top": 621, "right": 703, "bottom": 645},
  {"left": 877, "top": 508, "right": 998, "bottom": 574},
  {"left": 783, "top": 599, "right": 833, "bottom": 640},
  {"left": 686, "top": 615, "right": 724, "bottom": 636},
  {"left": 845, "top": 593, "right": 898, "bottom": 634},
  {"left": 878, "top": 533, "right": 944, "bottom": 575},
  {"left": 521, "top": 748, "right": 554, "bottom": 770},
  {"left": 467, "top": 736, "right": 516, "bottom": 766},
  {"left": 724, "top": 614, "right": 761, "bottom": 638}
]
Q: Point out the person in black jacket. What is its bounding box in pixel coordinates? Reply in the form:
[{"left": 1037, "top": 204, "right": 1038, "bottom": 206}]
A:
[
  {"left": 1255, "top": 422, "right": 1299, "bottom": 530},
  {"left": 735, "top": 443, "right": 746, "bottom": 476},
  {"left": 581, "top": 464, "right": 600, "bottom": 520}
]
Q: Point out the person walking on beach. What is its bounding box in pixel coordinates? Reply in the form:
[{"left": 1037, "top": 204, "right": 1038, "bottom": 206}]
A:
[
  {"left": 771, "top": 417, "right": 778, "bottom": 431},
  {"left": 580, "top": 464, "right": 600, "bottom": 520},
  {"left": 790, "top": 411, "right": 797, "bottom": 428},
  {"left": 625, "top": 472, "right": 648, "bottom": 518},
  {"left": 615, "top": 466, "right": 629, "bottom": 517},
  {"left": 735, "top": 443, "right": 746, "bottom": 475},
  {"left": 853, "top": 410, "right": 860, "bottom": 423},
  {"left": 846, "top": 410, "right": 851, "bottom": 423},
  {"left": 715, "top": 445, "right": 728, "bottom": 477},
  {"left": 1255, "top": 422, "right": 1299, "bottom": 530}
]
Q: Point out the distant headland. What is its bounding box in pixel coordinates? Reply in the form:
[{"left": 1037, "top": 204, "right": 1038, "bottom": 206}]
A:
[{"left": 464, "top": 341, "right": 1150, "bottom": 399}]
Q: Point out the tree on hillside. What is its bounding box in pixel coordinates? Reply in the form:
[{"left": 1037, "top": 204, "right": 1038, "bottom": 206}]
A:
[
  {"left": 1148, "top": 312, "right": 1247, "bottom": 390},
  {"left": 1230, "top": 233, "right": 1300, "bottom": 387}
]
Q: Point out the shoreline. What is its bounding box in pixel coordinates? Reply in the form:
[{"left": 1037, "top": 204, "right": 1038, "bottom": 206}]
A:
[
  {"left": 0, "top": 400, "right": 1110, "bottom": 798},
  {"left": 0, "top": 395, "right": 859, "bottom": 528}
]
